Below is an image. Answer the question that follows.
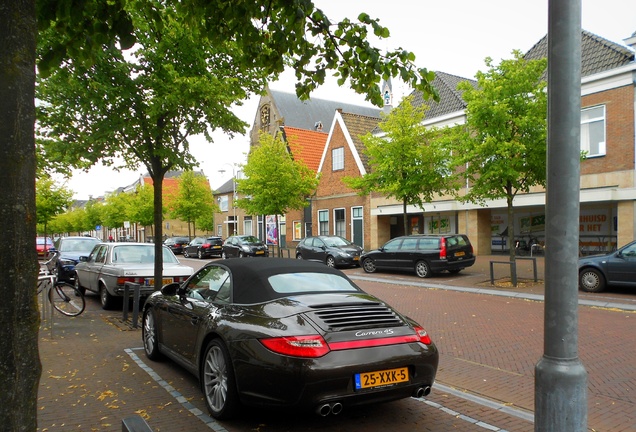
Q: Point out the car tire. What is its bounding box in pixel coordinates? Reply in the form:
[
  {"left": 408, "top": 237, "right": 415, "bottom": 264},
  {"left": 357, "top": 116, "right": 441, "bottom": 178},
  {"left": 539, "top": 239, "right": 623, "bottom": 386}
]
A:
[
  {"left": 198, "top": 250, "right": 203, "bottom": 259},
  {"left": 202, "top": 339, "right": 239, "bottom": 420},
  {"left": 296, "top": 253, "right": 303, "bottom": 260},
  {"left": 74, "top": 273, "right": 86, "bottom": 296},
  {"left": 326, "top": 256, "right": 336, "bottom": 268},
  {"left": 415, "top": 260, "right": 432, "bottom": 278},
  {"left": 143, "top": 309, "right": 162, "bottom": 360},
  {"left": 100, "top": 284, "right": 116, "bottom": 310},
  {"left": 579, "top": 268, "right": 606, "bottom": 293},
  {"left": 362, "top": 258, "right": 376, "bottom": 273},
  {"left": 184, "top": 250, "right": 190, "bottom": 258},
  {"left": 239, "top": 252, "right": 245, "bottom": 258},
  {"left": 222, "top": 251, "right": 227, "bottom": 259}
]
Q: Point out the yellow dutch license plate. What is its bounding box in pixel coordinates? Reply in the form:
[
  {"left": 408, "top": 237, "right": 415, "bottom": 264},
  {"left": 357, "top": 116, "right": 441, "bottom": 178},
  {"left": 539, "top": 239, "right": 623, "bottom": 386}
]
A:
[
  {"left": 354, "top": 256, "right": 360, "bottom": 261},
  {"left": 455, "top": 251, "right": 465, "bottom": 257},
  {"left": 255, "top": 250, "right": 264, "bottom": 254},
  {"left": 354, "top": 367, "right": 409, "bottom": 390},
  {"left": 146, "top": 278, "right": 173, "bottom": 286}
]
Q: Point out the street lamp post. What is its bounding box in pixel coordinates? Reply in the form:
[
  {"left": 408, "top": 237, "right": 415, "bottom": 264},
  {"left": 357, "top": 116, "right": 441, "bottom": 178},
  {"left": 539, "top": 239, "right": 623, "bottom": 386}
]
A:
[{"left": 218, "top": 164, "right": 237, "bottom": 236}]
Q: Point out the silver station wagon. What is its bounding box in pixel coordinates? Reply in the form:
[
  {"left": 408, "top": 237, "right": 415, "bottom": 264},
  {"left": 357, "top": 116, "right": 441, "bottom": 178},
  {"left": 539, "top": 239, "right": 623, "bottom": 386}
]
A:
[{"left": 74, "top": 242, "right": 193, "bottom": 309}]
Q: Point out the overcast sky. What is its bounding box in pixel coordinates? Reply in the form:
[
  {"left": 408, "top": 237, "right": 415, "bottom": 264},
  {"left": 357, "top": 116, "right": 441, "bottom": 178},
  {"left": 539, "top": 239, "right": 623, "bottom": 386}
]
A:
[{"left": 63, "top": 0, "right": 636, "bottom": 198}]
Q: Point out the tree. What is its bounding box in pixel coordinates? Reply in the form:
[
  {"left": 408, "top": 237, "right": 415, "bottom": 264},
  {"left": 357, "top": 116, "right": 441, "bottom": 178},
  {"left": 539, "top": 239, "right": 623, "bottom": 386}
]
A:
[
  {"left": 168, "top": 171, "right": 214, "bottom": 238},
  {"left": 102, "top": 192, "right": 131, "bottom": 240},
  {"left": 127, "top": 184, "right": 156, "bottom": 239},
  {"left": 236, "top": 134, "right": 319, "bottom": 232},
  {"left": 453, "top": 50, "right": 548, "bottom": 261},
  {"left": 5, "top": 1, "right": 439, "bottom": 428},
  {"left": 344, "top": 96, "right": 456, "bottom": 235},
  {"left": 35, "top": 176, "right": 73, "bottom": 242}
]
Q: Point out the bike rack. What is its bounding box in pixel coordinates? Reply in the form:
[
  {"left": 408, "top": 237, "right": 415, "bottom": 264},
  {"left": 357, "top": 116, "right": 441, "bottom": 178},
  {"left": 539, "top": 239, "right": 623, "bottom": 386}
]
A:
[
  {"left": 39, "top": 275, "right": 56, "bottom": 338},
  {"left": 123, "top": 282, "right": 141, "bottom": 329},
  {"left": 490, "top": 257, "right": 538, "bottom": 287},
  {"left": 122, "top": 415, "right": 153, "bottom": 432}
]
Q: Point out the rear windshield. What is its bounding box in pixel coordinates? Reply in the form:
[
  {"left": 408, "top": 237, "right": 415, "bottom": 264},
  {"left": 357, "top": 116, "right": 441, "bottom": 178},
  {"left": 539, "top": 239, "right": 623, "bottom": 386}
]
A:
[
  {"left": 112, "top": 245, "right": 178, "bottom": 264},
  {"left": 268, "top": 272, "right": 360, "bottom": 295},
  {"left": 59, "top": 238, "right": 100, "bottom": 252}
]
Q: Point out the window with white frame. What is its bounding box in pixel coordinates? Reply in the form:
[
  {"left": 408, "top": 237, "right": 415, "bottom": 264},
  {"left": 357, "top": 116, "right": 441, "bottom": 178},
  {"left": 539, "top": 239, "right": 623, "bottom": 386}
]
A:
[
  {"left": 334, "top": 208, "right": 345, "bottom": 237},
  {"left": 243, "top": 217, "right": 253, "bottom": 236},
  {"left": 581, "top": 105, "right": 606, "bottom": 157},
  {"left": 332, "top": 147, "right": 344, "bottom": 171},
  {"left": 318, "top": 210, "right": 329, "bottom": 235}
]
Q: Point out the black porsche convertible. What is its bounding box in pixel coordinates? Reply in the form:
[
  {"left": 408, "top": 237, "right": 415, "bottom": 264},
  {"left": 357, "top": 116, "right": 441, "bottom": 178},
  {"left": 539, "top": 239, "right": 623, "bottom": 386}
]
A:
[{"left": 142, "top": 258, "right": 439, "bottom": 419}]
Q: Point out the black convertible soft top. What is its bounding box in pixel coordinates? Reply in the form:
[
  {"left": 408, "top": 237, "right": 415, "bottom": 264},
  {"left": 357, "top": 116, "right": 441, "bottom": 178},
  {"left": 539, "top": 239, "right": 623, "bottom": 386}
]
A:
[{"left": 212, "top": 258, "right": 358, "bottom": 304}]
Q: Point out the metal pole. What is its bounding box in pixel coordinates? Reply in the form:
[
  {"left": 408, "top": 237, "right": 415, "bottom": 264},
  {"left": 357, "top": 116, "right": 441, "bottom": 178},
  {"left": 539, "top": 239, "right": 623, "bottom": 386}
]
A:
[{"left": 535, "top": 0, "right": 587, "bottom": 430}]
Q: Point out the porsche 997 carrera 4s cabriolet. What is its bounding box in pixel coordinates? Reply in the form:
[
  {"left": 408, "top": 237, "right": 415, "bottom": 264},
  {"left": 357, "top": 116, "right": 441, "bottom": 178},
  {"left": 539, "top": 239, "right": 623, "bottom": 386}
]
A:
[{"left": 142, "top": 258, "right": 438, "bottom": 419}]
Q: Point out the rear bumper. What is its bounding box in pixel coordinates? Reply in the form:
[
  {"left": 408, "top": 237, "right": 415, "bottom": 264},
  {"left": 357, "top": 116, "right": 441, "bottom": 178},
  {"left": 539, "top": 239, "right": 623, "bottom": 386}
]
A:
[{"left": 430, "top": 257, "right": 476, "bottom": 271}]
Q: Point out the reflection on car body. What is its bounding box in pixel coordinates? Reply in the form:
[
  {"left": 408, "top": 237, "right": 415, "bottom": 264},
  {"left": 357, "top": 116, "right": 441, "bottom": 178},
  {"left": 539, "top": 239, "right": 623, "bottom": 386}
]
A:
[
  {"left": 142, "top": 258, "right": 438, "bottom": 420},
  {"left": 74, "top": 242, "right": 193, "bottom": 310},
  {"left": 295, "top": 235, "right": 363, "bottom": 268},
  {"left": 578, "top": 240, "right": 636, "bottom": 292}
]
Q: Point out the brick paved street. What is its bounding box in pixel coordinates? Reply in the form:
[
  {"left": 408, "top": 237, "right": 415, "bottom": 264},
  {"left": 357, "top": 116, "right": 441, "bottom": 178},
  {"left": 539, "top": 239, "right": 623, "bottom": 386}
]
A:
[{"left": 37, "top": 255, "right": 635, "bottom": 431}]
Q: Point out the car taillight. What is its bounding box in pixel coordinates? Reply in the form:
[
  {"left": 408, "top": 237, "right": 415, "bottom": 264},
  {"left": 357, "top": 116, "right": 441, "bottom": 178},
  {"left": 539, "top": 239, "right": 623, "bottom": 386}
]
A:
[
  {"left": 439, "top": 237, "right": 447, "bottom": 259},
  {"left": 260, "top": 335, "right": 330, "bottom": 358},
  {"left": 116, "top": 277, "right": 146, "bottom": 285},
  {"left": 413, "top": 326, "right": 432, "bottom": 345}
]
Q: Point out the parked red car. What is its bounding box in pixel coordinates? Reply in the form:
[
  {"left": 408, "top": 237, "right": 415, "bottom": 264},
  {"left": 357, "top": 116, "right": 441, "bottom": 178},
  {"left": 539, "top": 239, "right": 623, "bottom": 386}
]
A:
[{"left": 36, "top": 237, "right": 54, "bottom": 258}]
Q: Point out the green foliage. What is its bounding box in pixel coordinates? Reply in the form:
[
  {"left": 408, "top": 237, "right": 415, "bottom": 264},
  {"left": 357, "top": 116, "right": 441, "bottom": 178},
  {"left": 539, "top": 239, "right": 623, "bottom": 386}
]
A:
[
  {"left": 454, "top": 51, "right": 548, "bottom": 204},
  {"left": 344, "top": 96, "right": 456, "bottom": 234},
  {"left": 37, "top": 0, "right": 438, "bottom": 107},
  {"left": 35, "top": 177, "right": 73, "bottom": 234},
  {"left": 453, "top": 50, "right": 547, "bottom": 259},
  {"left": 168, "top": 171, "right": 214, "bottom": 237},
  {"left": 101, "top": 191, "right": 130, "bottom": 230},
  {"left": 127, "top": 184, "right": 155, "bottom": 227},
  {"left": 236, "top": 134, "right": 319, "bottom": 216}
]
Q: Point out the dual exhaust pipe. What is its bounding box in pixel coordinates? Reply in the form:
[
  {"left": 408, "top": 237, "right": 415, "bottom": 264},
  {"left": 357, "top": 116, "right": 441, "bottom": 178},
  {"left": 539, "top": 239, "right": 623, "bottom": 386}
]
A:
[
  {"left": 315, "top": 386, "right": 431, "bottom": 416},
  {"left": 412, "top": 385, "right": 431, "bottom": 398},
  {"left": 316, "top": 402, "right": 343, "bottom": 417}
]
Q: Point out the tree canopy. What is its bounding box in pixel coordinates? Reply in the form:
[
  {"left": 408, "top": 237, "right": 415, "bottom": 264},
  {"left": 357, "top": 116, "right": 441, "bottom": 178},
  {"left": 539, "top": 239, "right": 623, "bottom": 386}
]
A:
[
  {"left": 168, "top": 171, "right": 214, "bottom": 238},
  {"left": 453, "top": 50, "right": 548, "bottom": 260},
  {"left": 236, "top": 133, "right": 319, "bottom": 217},
  {"left": 344, "top": 96, "right": 456, "bottom": 235}
]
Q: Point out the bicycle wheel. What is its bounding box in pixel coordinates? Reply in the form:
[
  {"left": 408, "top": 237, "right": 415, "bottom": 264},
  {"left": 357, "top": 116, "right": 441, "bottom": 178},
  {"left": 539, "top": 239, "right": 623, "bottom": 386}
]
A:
[{"left": 49, "top": 282, "right": 86, "bottom": 316}]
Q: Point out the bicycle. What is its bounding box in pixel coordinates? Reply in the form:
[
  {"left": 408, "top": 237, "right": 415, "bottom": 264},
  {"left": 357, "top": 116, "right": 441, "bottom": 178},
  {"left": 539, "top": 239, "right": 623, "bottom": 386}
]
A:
[
  {"left": 38, "top": 252, "right": 86, "bottom": 317},
  {"left": 514, "top": 233, "right": 540, "bottom": 257}
]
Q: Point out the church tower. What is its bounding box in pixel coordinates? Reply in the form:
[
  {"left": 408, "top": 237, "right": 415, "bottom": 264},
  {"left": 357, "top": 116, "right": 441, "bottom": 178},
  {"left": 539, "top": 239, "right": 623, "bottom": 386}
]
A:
[{"left": 381, "top": 76, "right": 393, "bottom": 114}]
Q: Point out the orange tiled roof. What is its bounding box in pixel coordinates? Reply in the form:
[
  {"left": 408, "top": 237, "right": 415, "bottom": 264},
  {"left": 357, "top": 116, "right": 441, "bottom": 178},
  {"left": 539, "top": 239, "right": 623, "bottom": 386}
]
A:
[{"left": 284, "top": 126, "right": 328, "bottom": 172}]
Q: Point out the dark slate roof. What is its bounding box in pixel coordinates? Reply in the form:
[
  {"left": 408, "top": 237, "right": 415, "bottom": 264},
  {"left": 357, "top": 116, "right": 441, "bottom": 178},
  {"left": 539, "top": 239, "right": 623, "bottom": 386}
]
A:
[
  {"left": 524, "top": 29, "right": 635, "bottom": 77},
  {"left": 339, "top": 112, "right": 382, "bottom": 172},
  {"left": 270, "top": 89, "right": 381, "bottom": 131},
  {"left": 372, "top": 71, "right": 476, "bottom": 134},
  {"left": 213, "top": 178, "right": 234, "bottom": 195},
  {"left": 410, "top": 71, "right": 477, "bottom": 118}
]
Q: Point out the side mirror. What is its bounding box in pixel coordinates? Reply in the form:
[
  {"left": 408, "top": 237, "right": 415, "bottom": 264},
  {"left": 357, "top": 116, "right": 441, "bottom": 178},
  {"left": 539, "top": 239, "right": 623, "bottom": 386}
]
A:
[
  {"left": 79, "top": 255, "right": 89, "bottom": 262},
  {"left": 161, "top": 282, "right": 181, "bottom": 296}
]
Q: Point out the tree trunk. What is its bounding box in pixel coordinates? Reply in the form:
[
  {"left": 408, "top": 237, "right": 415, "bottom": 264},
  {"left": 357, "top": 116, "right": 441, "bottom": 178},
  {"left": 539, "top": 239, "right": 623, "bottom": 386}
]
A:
[
  {"left": 0, "top": 0, "right": 42, "bottom": 429},
  {"left": 507, "top": 195, "right": 516, "bottom": 263},
  {"left": 402, "top": 199, "right": 409, "bottom": 235},
  {"left": 151, "top": 161, "right": 166, "bottom": 290}
]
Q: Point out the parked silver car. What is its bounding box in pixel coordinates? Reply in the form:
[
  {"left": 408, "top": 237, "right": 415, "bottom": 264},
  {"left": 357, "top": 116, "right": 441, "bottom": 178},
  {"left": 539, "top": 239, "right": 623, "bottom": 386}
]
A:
[{"left": 74, "top": 242, "right": 193, "bottom": 309}]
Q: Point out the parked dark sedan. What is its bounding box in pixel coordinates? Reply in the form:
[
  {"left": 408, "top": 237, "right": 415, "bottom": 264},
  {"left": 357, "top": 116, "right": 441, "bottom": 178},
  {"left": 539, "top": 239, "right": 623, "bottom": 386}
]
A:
[
  {"left": 183, "top": 236, "right": 223, "bottom": 259},
  {"left": 222, "top": 235, "right": 269, "bottom": 258},
  {"left": 163, "top": 236, "right": 190, "bottom": 255},
  {"left": 142, "top": 259, "right": 438, "bottom": 419},
  {"left": 52, "top": 236, "right": 102, "bottom": 282},
  {"left": 578, "top": 240, "right": 636, "bottom": 292},
  {"left": 361, "top": 234, "right": 475, "bottom": 278},
  {"left": 296, "top": 235, "right": 363, "bottom": 267}
]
